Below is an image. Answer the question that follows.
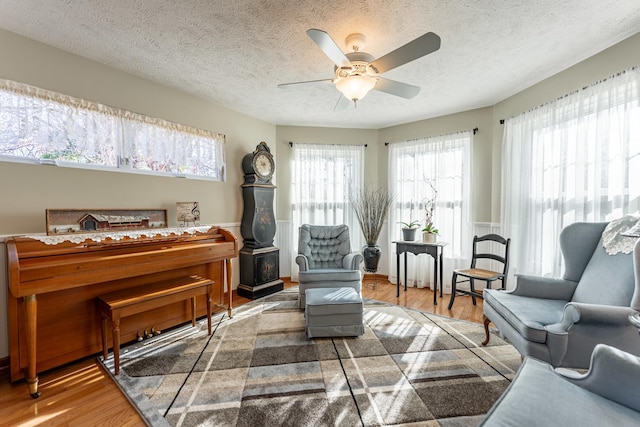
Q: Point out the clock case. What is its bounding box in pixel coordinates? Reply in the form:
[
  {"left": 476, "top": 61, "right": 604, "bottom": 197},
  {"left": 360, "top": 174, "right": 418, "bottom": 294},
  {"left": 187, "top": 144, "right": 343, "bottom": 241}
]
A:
[{"left": 238, "top": 142, "right": 284, "bottom": 299}]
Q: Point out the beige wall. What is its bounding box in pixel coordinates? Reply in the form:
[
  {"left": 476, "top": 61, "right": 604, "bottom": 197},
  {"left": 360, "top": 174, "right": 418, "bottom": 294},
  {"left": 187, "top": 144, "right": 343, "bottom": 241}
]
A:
[{"left": 0, "top": 28, "right": 276, "bottom": 234}]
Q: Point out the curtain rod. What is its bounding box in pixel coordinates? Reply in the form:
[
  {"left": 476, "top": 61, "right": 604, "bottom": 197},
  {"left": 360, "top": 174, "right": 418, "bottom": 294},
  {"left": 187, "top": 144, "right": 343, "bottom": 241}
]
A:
[
  {"left": 289, "top": 141, "right": 367, "bottom": 147},
  {"left": 498, "top": 64, "right": 638, "bottom": 124},
  {"left": 384, "top": 127, "right": 478, "bottom": 146}
]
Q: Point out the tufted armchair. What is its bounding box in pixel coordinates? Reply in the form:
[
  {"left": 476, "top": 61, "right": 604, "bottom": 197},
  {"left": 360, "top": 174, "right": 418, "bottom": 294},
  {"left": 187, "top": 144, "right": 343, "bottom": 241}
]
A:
[
  {"left": 295, "top": 224, "right": 363, "bottom": 308},
  {"left": 483, "top": 221, "right": 640, "bottom": 369}
]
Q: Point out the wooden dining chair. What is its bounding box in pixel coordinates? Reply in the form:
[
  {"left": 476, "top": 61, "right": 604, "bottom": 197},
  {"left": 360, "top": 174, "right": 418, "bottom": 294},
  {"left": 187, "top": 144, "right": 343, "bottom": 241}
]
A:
[{"left": 447, "top": 234, "right": 510, "bottom": 309}]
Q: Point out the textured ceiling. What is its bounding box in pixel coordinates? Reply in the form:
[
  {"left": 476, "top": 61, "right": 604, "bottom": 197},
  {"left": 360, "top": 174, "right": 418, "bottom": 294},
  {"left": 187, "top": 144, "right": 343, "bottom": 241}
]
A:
[{"left": 0, "top": 1, "right": 639, "bottom": 129}]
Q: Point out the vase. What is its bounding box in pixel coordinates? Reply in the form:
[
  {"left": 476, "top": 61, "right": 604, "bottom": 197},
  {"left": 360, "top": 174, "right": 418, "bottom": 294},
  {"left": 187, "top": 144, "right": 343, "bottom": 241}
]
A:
[
  {"left": 361, "top": 244, "right": 382, "bottom": 272},
  {"left": 402, "top": 228, "right": 417, "bottom": 241},
  {"left": 422, "top": 232, "right": 437, "bottom": 243}
]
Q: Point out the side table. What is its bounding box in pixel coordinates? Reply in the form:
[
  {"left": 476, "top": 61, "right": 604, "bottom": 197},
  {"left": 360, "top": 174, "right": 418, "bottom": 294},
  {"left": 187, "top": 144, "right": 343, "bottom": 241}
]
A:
[{"left": 393, "top": 240, "right": 449, "bottom": 304}]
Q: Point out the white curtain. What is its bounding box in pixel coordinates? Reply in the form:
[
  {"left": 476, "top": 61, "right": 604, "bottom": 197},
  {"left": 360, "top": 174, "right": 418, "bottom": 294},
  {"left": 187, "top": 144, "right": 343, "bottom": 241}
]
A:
[
  {"left": 290, "top": 143, "right": 365, "bottom": 280},
  {"left": 387, "top": 131, "right": 472, "bottom": 291},
  {"left": 502, "top": 66, "right": 640, "bottom": 278}
]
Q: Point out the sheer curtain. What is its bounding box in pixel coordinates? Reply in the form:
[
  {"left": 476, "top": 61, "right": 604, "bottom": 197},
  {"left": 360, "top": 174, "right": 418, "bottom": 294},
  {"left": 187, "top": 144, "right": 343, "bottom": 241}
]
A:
[
  {"left": 290, "top": 143, "right": 365, "bottom": 280},
  {"left": 388, "top": 131, "right": 472, "bottom": 291},
  {"left": 502, "top": 66, "right": 640, "bottom": 278}
]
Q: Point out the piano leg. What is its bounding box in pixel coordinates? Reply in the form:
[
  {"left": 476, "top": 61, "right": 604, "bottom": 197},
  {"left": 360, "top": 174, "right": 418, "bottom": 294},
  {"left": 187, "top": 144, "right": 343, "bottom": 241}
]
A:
[
  {"left": 24, "top": 295, "right": 40, "bottom": 398},
  {"left": 226, "top": 258, "right": 233, "bottom": 318}
]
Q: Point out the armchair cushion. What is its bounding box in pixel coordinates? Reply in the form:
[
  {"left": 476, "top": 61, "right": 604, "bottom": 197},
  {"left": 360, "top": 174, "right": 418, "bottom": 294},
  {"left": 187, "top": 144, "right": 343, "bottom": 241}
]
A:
[
  {"left": 298, "top": 269, "right": 361, "bottom": 283},
  {"left": 483, "top": 291, "right": 568, "bottom": 343}
]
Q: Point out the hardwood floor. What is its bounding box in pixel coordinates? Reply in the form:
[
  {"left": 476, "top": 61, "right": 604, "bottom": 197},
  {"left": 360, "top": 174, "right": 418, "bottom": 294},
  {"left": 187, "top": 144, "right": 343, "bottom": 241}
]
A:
[{"left": 0, "top": 279, "right": 483, "bottom": 426}]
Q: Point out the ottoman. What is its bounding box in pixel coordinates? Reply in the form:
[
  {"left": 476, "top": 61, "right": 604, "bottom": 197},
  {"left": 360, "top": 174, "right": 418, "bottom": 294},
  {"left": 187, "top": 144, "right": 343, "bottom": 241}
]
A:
[{"left": 305, "top": 287, "right": 364, "bottom": 338}]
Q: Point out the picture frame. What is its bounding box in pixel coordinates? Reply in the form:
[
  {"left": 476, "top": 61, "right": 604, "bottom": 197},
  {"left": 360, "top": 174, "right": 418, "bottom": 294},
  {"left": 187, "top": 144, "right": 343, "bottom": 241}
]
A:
[
  {"left": 176, "top": 202, "right": 200, "bottom": 227},
  {"left": 45, "top": 209, "right": 169, "bottom": 235}
]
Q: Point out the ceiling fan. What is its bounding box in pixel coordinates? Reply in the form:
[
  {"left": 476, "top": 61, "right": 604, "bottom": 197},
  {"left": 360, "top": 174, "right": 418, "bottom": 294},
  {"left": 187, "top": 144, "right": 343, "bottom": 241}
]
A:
[{"left": 278, "top": 29, "right": 441, "bottom": 109}]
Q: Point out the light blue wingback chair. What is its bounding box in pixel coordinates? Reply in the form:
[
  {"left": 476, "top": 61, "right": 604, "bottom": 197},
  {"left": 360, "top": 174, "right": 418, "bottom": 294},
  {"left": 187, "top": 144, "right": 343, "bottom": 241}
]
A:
[
  {"left": 480, "top": 344, "right": 640, "bottom": 426},
  {"left": 295, "top": 224, "right": 363, "bottom": 308},
  {"left": 482, "top": 221, "right": 640, "bottom": 368}
]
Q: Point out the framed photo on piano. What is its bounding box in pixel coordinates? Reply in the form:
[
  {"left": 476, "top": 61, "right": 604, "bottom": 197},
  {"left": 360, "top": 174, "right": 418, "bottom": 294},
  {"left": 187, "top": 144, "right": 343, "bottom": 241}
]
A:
[{"left": 45, "top": 208, "right": 168, "bottom": 235}]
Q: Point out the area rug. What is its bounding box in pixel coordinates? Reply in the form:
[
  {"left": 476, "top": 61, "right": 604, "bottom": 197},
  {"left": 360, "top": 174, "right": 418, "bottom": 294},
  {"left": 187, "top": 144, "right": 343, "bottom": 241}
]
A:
[{"left": 100, "top": 287, "right": 522, "bottom": 426}]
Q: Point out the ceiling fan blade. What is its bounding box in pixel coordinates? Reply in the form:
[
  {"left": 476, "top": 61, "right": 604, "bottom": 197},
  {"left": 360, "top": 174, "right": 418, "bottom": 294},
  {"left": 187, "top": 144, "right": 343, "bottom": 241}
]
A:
[
  {"left": 278, "top": 78, "right": 333, "bottom": 88},
  {"left": 373, "top": 77, "right": 421, "bottom": 99},
  {"left": 370, "top": 32, "right": 440, "bottom": 74},
  {"left": 307, "top": 29, "right": 352, "bottom": 69},
  {"left": 333, "top": 94, "right": 350, "bottom": 111}
]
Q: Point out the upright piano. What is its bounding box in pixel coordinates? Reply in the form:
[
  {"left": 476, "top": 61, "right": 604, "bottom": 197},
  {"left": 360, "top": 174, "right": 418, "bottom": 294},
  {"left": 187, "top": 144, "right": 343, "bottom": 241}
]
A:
[{"left": 6, "top": 226, "right": 238, "bottom": 397}]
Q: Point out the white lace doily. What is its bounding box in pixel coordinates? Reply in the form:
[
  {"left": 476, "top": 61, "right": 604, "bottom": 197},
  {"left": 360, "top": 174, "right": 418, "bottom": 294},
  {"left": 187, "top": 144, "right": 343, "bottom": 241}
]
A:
[
  {"left": 602, "top": 215, "right": 640, "bottom": 255},
  {"left": 22, "top": 225, "right": 216, "bottom": 245}
]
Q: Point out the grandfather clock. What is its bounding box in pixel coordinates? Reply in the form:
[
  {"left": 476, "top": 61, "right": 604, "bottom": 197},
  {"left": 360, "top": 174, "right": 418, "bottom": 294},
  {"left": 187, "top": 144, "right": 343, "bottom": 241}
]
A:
[{"left": 237, "top": 141, "right": 284, "bottom": 299}]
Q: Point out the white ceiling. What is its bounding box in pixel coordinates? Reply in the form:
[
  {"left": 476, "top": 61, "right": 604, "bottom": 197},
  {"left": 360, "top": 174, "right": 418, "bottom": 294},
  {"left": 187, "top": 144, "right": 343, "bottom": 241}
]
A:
[{"left": 1, "top": 1, "right": 639, "bottom": 129}]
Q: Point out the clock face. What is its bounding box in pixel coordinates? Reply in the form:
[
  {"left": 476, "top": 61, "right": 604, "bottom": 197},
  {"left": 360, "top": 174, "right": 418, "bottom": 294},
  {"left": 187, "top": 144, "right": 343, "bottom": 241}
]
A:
[{"left": 253, "top": 153, "right": 274, "bottom": 178}]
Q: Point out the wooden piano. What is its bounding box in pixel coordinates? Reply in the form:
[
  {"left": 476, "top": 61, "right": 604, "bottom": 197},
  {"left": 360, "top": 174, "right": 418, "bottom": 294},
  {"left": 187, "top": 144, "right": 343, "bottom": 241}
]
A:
[{"left": 6, "top": 226, "right": 238, "bottom": 397}]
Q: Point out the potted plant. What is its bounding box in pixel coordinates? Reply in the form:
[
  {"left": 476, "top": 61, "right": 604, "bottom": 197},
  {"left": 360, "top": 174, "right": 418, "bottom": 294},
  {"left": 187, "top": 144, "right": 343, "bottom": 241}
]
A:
[
  {"left": 398, "top": 220, "right": 420, "bottom": 241},
  {"left": 421, "top": 179, "right": 439, "bottom": 243},
  {"left": 422, "top": 222, "right": 439, "bottom": 243},
  {"left": 350, "top": 184, "right": 393, "bottom": 271}
]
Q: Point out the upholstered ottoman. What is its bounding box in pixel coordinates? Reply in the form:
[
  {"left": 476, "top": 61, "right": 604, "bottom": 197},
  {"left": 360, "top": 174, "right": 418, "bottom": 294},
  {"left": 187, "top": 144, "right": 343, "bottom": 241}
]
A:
[{"left": 305, "top": 287, "right": 364, "bottom": 338}]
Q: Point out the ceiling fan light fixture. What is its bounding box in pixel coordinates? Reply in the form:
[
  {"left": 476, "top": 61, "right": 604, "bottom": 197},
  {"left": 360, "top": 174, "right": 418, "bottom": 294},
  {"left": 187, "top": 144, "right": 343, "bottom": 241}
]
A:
[{"left": 335, "top": 75, "right": 377, "bottom": 102}]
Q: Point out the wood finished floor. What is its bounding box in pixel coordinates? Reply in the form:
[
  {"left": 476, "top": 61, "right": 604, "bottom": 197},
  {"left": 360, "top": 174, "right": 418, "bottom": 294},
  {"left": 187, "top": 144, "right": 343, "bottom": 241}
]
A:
[{"left": 0, "top": 279, "right": 484, "bottom": 426}]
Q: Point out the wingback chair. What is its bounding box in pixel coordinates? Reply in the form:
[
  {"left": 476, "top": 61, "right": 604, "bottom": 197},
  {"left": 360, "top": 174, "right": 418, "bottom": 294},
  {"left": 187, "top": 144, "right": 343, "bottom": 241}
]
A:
[
  {"left": 480, "top": 344, "right": 640, "bottom": 426},
  {"left": 295, "top": 224, "right": 363, "bottom": 308},
  {"left": 482, "top": 221, "right": 640, "bottom": 369}
]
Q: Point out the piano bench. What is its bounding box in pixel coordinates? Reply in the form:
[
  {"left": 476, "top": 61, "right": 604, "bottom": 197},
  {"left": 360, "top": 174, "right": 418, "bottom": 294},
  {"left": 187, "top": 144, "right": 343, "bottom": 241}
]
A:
[{"left": 97, "top": 275, "right": 214, "bottom": 375}]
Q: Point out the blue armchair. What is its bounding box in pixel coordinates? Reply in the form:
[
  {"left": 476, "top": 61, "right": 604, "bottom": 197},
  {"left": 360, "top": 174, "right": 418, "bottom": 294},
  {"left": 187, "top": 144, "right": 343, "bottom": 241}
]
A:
[
  {"left": 480, "top": 344, "right": 640, "bottom": 426},
  {"left": 295, "top": 224, "right": 363, "bottom": 308},
  {"left": 482, "top": 221, "right": 640, "bottom": 368}
]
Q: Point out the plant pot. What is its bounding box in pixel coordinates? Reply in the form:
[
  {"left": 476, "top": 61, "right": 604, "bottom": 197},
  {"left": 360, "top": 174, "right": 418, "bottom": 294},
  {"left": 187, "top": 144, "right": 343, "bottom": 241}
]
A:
[
  {"left": 422, "top": 232, "right": 437, "bottom": 243},
  {"left": 361, "top": 244, "right": 382, "bottom": 272},
  {"left": 402, "top": 227, "right": 417, "bottom": 241}
]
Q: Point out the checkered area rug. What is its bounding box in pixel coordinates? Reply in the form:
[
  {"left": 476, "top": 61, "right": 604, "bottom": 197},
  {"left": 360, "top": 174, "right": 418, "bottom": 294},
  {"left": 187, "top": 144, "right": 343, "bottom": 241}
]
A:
[{"left": 100, "top": 287, "right": 521, "bottom": 426}]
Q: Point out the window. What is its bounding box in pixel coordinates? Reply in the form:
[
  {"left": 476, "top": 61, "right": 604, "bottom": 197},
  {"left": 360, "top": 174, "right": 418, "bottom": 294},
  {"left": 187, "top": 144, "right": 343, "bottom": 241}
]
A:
[
  {"left": 290, "top": 143, "right": 364, "bottom": 279},
  {"left": 388, "top": 130, "right": 472, "bottom": 288},
  {"left": 0, "top": 79, "right": 225, "bottom": 180},
  {"left": 502, "top": 66, "right": 640, "bottom": 277}
]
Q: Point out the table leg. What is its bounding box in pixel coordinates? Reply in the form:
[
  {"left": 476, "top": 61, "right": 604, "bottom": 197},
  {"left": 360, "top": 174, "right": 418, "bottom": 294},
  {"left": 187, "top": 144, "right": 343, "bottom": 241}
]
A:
[
  {"left": 404, "top": 252, "right": 408, "bottom": 292},
  {"left": 396, "top": 251, "right": 400, "bottom": 297},
  {"left": 226, "top": 258, "right": 233, "bottom": 318},
  {"left": 432, "top": 253, "right": 438, "bottom": 305},
  {"left": 439, "top": 250, "right": 444, "bottom": 298}
]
